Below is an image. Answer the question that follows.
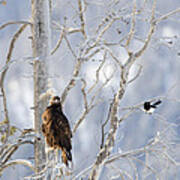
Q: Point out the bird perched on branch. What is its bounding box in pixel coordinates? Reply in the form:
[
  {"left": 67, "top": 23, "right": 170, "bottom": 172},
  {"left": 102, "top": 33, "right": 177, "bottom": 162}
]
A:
[
  {"left": 41, "top": 96, "right": 72, "bottom": 166},
  {"left": 143, "top": 100, "right": 162, "bottom": 114}
]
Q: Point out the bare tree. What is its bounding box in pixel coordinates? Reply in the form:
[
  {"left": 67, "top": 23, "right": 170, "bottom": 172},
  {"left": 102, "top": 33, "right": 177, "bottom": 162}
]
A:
[
  {"left": 0, "top": 0, "right": 180, "bottom": 179},
  {"left": 31, "top": 0, "right": 51, "bottom": 174}
]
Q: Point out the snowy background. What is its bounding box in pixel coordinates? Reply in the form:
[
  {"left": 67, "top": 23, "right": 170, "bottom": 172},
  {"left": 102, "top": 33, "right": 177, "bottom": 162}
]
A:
[{"left": 0, "top": 0, "right": 180, "bottom": 179}]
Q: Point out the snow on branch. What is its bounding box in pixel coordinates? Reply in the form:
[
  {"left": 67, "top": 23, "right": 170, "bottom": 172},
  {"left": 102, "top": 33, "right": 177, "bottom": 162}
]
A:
[
  {"left": 0, "top": 21, "right": 32, "bottom": 30},
  {"left": 0, "top": 159, "right": 35, "bottom": 174}
]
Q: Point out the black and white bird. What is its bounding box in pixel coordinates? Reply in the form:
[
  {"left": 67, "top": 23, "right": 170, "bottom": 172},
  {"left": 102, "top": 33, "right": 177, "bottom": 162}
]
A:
[{"left": 143, "top": 100, "right": 162, "bottom": 114}]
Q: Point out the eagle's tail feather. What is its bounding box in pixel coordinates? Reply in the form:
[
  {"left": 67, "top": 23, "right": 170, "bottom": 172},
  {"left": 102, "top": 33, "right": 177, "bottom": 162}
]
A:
[
  {"left": 66, "top": 150, "right": 72, "bottom": 161},
  {"left": 61, "top": 148, "right": 72, "bottom": 166}
]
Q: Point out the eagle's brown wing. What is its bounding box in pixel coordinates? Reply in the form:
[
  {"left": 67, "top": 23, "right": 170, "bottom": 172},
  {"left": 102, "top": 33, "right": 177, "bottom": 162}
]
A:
[
  {"left": 51, "top": 111, "right": 72, "bottom": 165},
  {"left": 42, "top": 105, "right": 72, "bottom": 166},
  {"left": 51, "top": 109, "right": 72, "bottom": 148},
  {"left": 42, "top": 107, "right": 56, "bottom": 148}
]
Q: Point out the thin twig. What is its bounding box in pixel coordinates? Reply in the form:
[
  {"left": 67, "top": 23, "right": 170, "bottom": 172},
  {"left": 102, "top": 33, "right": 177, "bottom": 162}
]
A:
[
  {"left": 0, "top": 24, "right": 28, "bottom": 86},
  {"left": 128, "top": 64, "right": 142, "bottom": 84},
  {"left": 155, "top": 7, "right": 180, "bottom": 24},
  {"left": 78, "top": 0, "right": 87, "bottom": 39},
  {"left": 0, "top": 159, "right": 35, "bottom": 174},
  {"left": 135, "top": 0, "right": 157, "bottom": 58},
  {"left": 81, "top": 78, "right": 88, "bottom": 110},
  {"left": 88, "top": 50, "right": 107, "bottom": 93},
  {"left": 73, "top": 108, "right": 90, "bottom": 134},
  {"left": 64, "top": 34, "right": 77, "bottom": 59},
  {"left": 125, "top": 0, "right": 136, "bottom": 49},
  {"left": 100, "top": 99, "right": 114, "bottom": 149},
  {"left": 1, "top": 140, "right": 34, "bottom": 165},
  {"left": 85, "top": 17, "right": 121, "bottom": 55},
  {"left": 0, "top": 21, "right": 32, "bottom": 30},
  {"left": 51, "top": 27, "right": 65, "bottom": 55},
  {"left": 61, "top": 59, "right": 81, "bottom": 105}
]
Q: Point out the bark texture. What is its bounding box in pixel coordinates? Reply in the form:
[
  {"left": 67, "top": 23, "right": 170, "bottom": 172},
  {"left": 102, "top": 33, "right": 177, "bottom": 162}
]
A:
[{"left": 31, "top": 0, "right": 51, "bottom": 174}]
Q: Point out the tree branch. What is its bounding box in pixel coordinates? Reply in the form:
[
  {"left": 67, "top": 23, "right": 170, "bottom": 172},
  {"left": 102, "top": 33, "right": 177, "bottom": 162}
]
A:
[
  {"left": 0, "top": 21, "right": 32, "bottom": 30},
  {"left": 78, "top": 0, "right": 87, "bottom": 39},
  {"left": 0, "top": 159, "right": 35, "bottom": 174}
]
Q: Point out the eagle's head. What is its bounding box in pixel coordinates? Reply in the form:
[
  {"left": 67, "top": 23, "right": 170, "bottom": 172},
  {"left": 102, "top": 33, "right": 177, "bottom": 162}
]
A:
[{"left": 50, "top": 96, "right": 61, "bottom": 105}]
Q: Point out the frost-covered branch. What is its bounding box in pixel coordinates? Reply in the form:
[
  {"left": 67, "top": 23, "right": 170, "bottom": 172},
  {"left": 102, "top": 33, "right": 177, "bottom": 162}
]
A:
[
  {"left": 73, "top": 52, "right": 115, "bottom": 134},
  {"left": 51, "top": 27, "right": 65, "bottom": 55},
  {"left": 1, "top": 0, "right": 180, "bottom": 179},
  {"left": 155, "top": 7, "right": 180, "bottom": 24},
  {"left": 0, "top": 23, "right": 28, "bottom": 86},
  {"left": 0, "top": 129, "right": 36, "bottom": 176},
  {"left": 0, "top": 159, "right": 35, "bottom": 174},
  {"left": 88, "top": 1, "right": 159, "bottom": 178},
  {"left": 61, "top": 59, "right": 81, "bottom": 105},
  {"left": 127, "top": 64, "right": 142, "bottom": 84},
  {"left": 0, "top": 24, "right": 28, "bottom": 148},
  {"left": 78, "top": 0, "right": 87, "bottom": 39},
  {"left": 88, "top": 51, "right": 107, "bottom": 93},
  {"left": 125, "top": 0, "right": 136, "bottom": 50},
  {"left": 0, "top": 21, "right": 32, "bottom": 30},
  {"left": 135, "top": 0, "right": 156, "bottom": 58},
  {"left": 88, "top": 62, "right": 130, "bottom": 179}
]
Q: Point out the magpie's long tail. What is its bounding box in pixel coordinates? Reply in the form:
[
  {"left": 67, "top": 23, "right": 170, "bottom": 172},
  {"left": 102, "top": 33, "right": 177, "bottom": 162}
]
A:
[{"left": 152, "top": 100, "right": 162, "bottom": 106}]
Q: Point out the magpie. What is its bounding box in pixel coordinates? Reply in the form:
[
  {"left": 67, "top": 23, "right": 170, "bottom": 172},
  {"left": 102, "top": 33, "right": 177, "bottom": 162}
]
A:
[{"left": 143, "top": 100, "right": 162, "bottom": 114}]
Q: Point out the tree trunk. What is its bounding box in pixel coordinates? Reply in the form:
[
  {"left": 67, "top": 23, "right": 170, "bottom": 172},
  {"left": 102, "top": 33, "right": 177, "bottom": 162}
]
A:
[{"left": 31, "top": 0, "right": 51, "bottom": 175}]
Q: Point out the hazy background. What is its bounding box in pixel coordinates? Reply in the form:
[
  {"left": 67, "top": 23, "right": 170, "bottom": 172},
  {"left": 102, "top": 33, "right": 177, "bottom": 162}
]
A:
[{"left": 0, "top": 0, "right": 180, "bottom": 179}]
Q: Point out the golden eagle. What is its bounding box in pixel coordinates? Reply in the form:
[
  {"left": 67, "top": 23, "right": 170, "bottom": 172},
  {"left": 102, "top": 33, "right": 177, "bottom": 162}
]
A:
[{"left": 41, "top": 96, "right": 72, "bottom": 166}]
